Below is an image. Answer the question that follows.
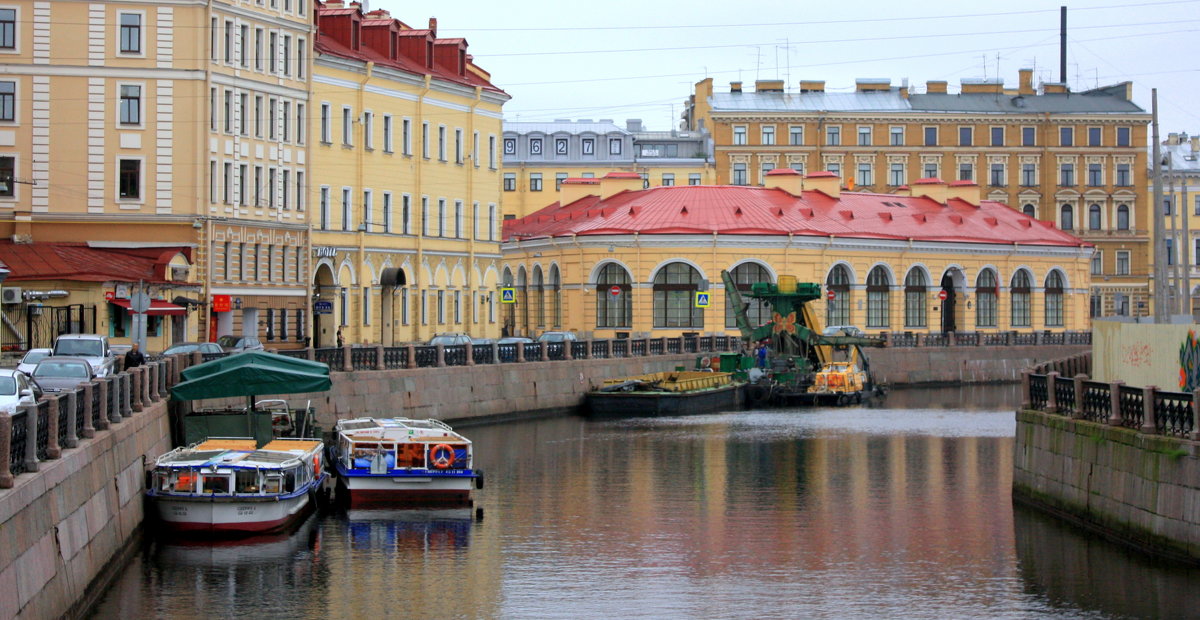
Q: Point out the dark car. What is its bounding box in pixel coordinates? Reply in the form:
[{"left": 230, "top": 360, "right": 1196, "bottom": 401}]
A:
[
  {"left": 162, "top": 341, "right": 224, "bottom": 356},
  {"left": 217, "top": 335, "right": 265, "bottom": 353},
  {"left": 31, "top": 356, "right": 95, "bottom": 393}
]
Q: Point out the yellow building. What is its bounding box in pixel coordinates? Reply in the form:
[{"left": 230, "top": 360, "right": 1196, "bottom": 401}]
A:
[
  {"left": 500, "top": 171, "right": 1092, "bottom": 339},
  {"left": 501, "top": 120, "right": 716, "bottom": 219},
  {"left": 309, "top": 1, "right": 508, "bottom": 346},
  {"left": 685, "top": 73, "right": 1150, "bottom": 320},
  {"left": 1158, "top": 132, "right": 1200, "bottom": 316}
]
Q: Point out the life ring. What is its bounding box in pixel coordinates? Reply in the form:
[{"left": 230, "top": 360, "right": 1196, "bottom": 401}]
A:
[{"left": 430, "top": 443, "right": 454, "bottom": 469}]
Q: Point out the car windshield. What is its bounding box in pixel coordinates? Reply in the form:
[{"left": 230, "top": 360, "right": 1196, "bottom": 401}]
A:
[
  {"left": 21, "top": 350, "right": 49, "bottom": 364},
  {"left": 429, "top": 336, "right": 461, "bottom": 346},
  {"left": 164, "top": 344, "right": 198, "bottom": 355},
  {"left": 35, "top": 362, "right": 88, "bottom": 378},
  {"left": 217, "top": 336, "right": 239, "bottom": 347},
  {"left": 54, "top": 340, "right": 103, "bottom": 357},
  {"left": 0, "top": 377, "right": 15, "bottom": 395}
]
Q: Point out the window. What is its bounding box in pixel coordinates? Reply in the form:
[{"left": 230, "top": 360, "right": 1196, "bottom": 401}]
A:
[
  {"left": 975, "top": 269, "right": 997, "bottom": 328},
  {"left": 320, "top": 103, "right": 330, "bottom": 143},
  {"left": 827, "top": 163, "right": 841, "bottom": 178},
  {"left": 733, "top": 126, "right": 747, "bottom": 145},
  {"left": 904, "top": 268, "right": 927, "bottom": 328},
  {"left": 1060, "top": 204, "right": 1074, "bottom": 230},
  {"left": 1059, "top": 163, "right": 1074, "bottom": 186},
  {"left": 1165, "top": 197, "right": 1174, "bottom": 216},
  {"left": 1195, "top": 240, "right": 1200, "bottom": 266},
  {"left": 209, "top": 160, "right": 216, "bottom": 203},
  {"left": 1011, "top": 270, "right": 1031, "bottom": 327},
  {"left": 437, "top": 126, "right": 446, "bottom": 160},
  {"left": 422, "top": 121, "right": 429, "bottom": 158},
  {"left": 268, "top": 97, "right": 276, "bottom": 140},
  {"left": 454, "top": 127, "right": 462, "bottom": 162},
  {"left": 1088, "top": 163, "right": 1102, "bottom": 186},
  {"left": 555, "top": 172, "right": 568, "bottom": 191},
  {"left": 211, "top": 17, "right": 217, "bottom": 61},
  {"left": 581, "top": 137, "right": 594, "bottom": 155},
  {"left": 652, "top": 262, "right": 703, "bottom": 328},
  {"left": 295, "top": 171, "right": 304, "bottom": 211},
  {"left": 826, "top": 126, "right": 840, "bottom": 146},
  {"left": 790, "top": 162, "right": 805, "bottom": 175},
  {"left": 688, "top": 173, "right": 701, "bottom": 185},
  {"left": 454, "top": 200, "right": 464, "bottom": 238},
  {"left": 1116, "top": 127, "right": 1131, "bottom": 147},
  {"left": 1021, "top": 163, "right": 1036, "bottom": 186},
  {"left": 118, "top": 159, "right": 140, "bottom": 200},
  {"left": 403, "top": 118, "right": 412, "bottom": 155},
  {"left": 319, "top": 186, "right": 329, "bottom": 229},
  {"left": 282, "top": 35, "right": 291, "bottom": 76},
  {"left": 1196, "top": 195, "right": 1200, "bottom": 216},
  {"left": 1088, "top": 126, "right": 1101, "bottom": 146},
  {"left": 958, "top": 126, "right": 973, "bottom": 146},
  {"left": 224, "top": 20, "right": 233, "bottom": 63},
  {"left": 238, "top": 164, "right": 247, "bottom": 205},
  {"left": 958, "top": 162, "right": 973, "bottom": 181},
  {"left": 529, "top": 173, "right": 542, "bottom": 191},
  {"left": 362, "top": 189, "right": 372, "bottom": 226},
  {"left": 1166, "top": 239, "right": 1176, "bottom": 266},
  {"left": 342, "top": 106, "right": 352, "bottom": 146},
  {"left": 923, "top": 126, "right": 937, "bottom": 146},
  {"left": 0, "top": 156, "right": 14, "bottom": 197},
  {"left": 267, "top": 167, "right": 276, "bottom": 208},
  {"left": 503, "top": 172, "right": 516, "bottom": 191},
  {"left": 826, "top": 265, "right": 851, "bottom": 327},
  {"left": 1091, "top": 252, "right": 1103, "bottom": 275},
  {"left": 1116, "top": 250, "right": 1130, "bottom": 275},
  {"left": 297, "top": 38, "right": 305, "bottom": 78},
  {"left": 296, "top": 103, "right": 304, "bottom": 144},
  {"left": 1116, "top": 164, "right": 1131, "bottom": 186},
  {"left": 923, "top": 162, "right": 938, "bottom": 179},
  {"left": 1088, "top": 204, "right": 1101, "bottom": 230},
  {"left": 381, "top": 115, "right": 392, "bottom": 153},
  {"left": 724, "top": 263, "right": 771, "bottom": 329},
  {"left": 0, "top": 81, "right": 13, "bottom": 121},
  {"left": 857, "top": 126, "right": 871, "bottom": 146},
  {"left": 1044, "top": 271, "right": 1064, "bottom": 327},
  {"left": 1059, "top": 126, "right": 1073, "bottom": 146},
  {"left": 990, "top": 126, "right": 1004, "bottom": 147},
  {"left": 239, "top": 93, "right": 248, "bottom": 135},
  {"left": 0, "top": 9, "right": 14, "bottom": 49},
  {"left": 1022, "top": 126, "right": 1035, "bottom": 146},
  {"left": 889, "top": 163, "right": 904, "bottom": 186},
  {"left": 222, "top": 163, "right": 232, "bottom": 204},
  {"left": 255, "top": 28, "right": 263, "bottom": 70},
  {"left": 789, "top": 126, "right": 804, "bottom": 145},
  {"left": 362, "top": 111, "right": 373, "bottom": 149},
  {"left": 732, "top": 163, "right": 747, "bottom": 185},
  {"left": 238, "top": 25, "right": 248, "bottom": 66},
  {"left": 662, "top": 173, "right": 675, "bottom": 187},
  {"left": 989, "top": 163, "right": 1005, "bottom": 186},
  {"left": 1117, "top": 204, "right": 1129, "bottom": 230},
  {"left": 269, "top": 32, "right": 277, "bottom": 73},
  {"left": 1022, "top": 204, "right": 1035, "bottom": 218},
  {"left": 119, "top": 13, "right": 141, "bottom": 54},
  {"left": 856, "top": 163, "right": 872, "bottom": 187},
  {"left": 866, "top": 266, "right": 890, "bottom": 329},
  {"left": 281, "top": 101, "right": 290, "bottom": 142},
  {"left": 762, "top": 125, "right": 775, "bottom": 145},
  {"left": 473, "top": 131, "right": 480, "bottom": 166},
  {"left": 341, "top": 187, "right": 351, "bottom": 231},
  {"left": 489, "top": 135, "right": 496, "bottom": 168},
  {"left": 609, "top": 138, "right": 622, "bottom": 155},
  {"left": 889, "top": 126, "right": 904, "bottom": 146},
  {"left": 401, "top": 194, "right": 411, "bottom": 234},
  {"left": 487, "top": 203, "right": 496, "bottom": 240},
  {"left": 436, "top": 198, "right": 446, "bottom": 236},
  {"left": 120, "top": 85, "right": 141, "bottom": 125}
]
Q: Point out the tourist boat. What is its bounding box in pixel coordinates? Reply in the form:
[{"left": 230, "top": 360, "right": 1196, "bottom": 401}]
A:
[
  {"left": 331, "top": 417, "right": 483, "bottom": 507},
  {"left": 147, "top": 437, "right": 327, "bottom": 535},
  {"left": 586, "top": 370, "right": 744, "bottom": 417}
]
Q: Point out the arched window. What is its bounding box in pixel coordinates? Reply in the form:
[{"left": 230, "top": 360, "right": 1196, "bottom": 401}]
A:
[
  {"left": 725, "top": 262, "right": 772, "bottom": 329},
  {"left": 653, "top": 262, "right": 703, "bottom": 328},
  {"left": 517, "top": 266, "right": 528, "bottom": 334},
  {"left": 866, "top": 266, "right": 891, "bottom": 329},
  {"left": 1045, "top": 270, "right": 1065, "bottom": 327},
  {"left": 532, "top": 265, "right": 545, "bottom": 328},
  {"left": 1088, "top": 203, "right": 1102, "bottom": 230},
  {"left": 1022, "top": 204, "right": 1036, "bottom": 219},
  {"left": 1117, "top": 204, "right": 1130, "bottom": 230},
  {"left": 975, "top": 269, "right": 998, "bottom": 327},
  {"left": 1010, "top": 270, "right": 1032, "bottom": 328},
  {"left": 1060, "top": 204, "right": 1074, "bottom": 230},
  {"left": 904, "top": 268, "right": 927, "bottom": 328},
  {"left": 826, "top": 264, "right": 851, "bottom": 327},
  {"left": 550, "top": 265, "right": 562, "bottom": 328},
  {"left": 595, "top": 263, "right": 631, "bottom": 328}
]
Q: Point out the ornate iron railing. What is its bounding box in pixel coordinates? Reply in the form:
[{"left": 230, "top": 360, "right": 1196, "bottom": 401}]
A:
[
  {"left": 497, "top": 343, "right": 518, "bottom": 363},
  {"left": 56, "top": 396, "right": 70, "bottom": 448},
  {"left": 443, "top": 345, "right": 467, "bottom": 367},
  {"left": 35, "top": 400, "right": 50, "bottom": 461},
  {"left": 383, "top": 347, "right": 407, "bottom": 369},
  {"left": 546, "top": 343, "right": 566, "bottom": 361},
  {"left": 350, "top": 347, "right": 376, "bottom": 370},
  {"left": 1029, "top": 374, "right": 1049, "bottom": 410},
  {"left": 571, "top": 341, "right": 588, "bottom": 359},
  {"left": 522, "top": 343, "right": 540, "bottom": 361},
  {"left": 1154, "top": 390, "right": 1194, "bottom": 436},
  {"left": 412, "top": 345, "right": 437, "bottom": 367},
  {"left": 1081, "top": 381, "right": 1110, "bottom": 423},
  {"left": 1118, "top": 385, "right": 1144, "bottom": 429},
  {"left": 315, "top": 347, "right": 343, "bottom": 369},
  {"left": 472, "top": 345, "right": 494, "bottom": 365},
  {"left": 9, "top": 409, "right": 27, "bottom": 476},
  {"left": 1054, "top": 375, "right": 1076, "bottom": 414}
]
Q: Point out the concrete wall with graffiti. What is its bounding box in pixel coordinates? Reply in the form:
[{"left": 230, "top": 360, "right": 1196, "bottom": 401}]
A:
[{"left": 1093, "top": 321, "right": 1200, "bottom": 391}]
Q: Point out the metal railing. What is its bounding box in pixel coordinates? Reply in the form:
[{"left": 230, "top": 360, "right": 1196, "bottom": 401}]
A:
[{"left": 1024, "top": 369, "right": 1200, "bottom": 442}]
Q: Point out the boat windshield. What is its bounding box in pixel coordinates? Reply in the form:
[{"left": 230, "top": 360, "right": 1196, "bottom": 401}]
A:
[{"left": 201, "top": 475, "right": 230, "bottom": 494}]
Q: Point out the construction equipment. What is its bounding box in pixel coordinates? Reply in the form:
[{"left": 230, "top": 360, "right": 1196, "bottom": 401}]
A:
[{"left": 721, "top": 270, "right": 886, "bottom": 406}]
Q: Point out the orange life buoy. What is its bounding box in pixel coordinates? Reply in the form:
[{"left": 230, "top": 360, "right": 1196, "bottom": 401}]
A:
[{"left": 430, "top": 443, "right": 454, "bottom": 469}]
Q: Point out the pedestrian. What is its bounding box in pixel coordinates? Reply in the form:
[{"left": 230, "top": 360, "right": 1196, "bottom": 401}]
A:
[
  {"left": 336, "top": 328, "right": 344, "bottom": 348},
  {"left": 124, "top": 342, "right": 146, "bottom": 369},
  {"left": 756, "top": 340, "right": 768, "bottom": 369}
]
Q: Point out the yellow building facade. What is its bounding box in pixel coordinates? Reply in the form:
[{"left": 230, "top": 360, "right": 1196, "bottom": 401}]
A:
[
  {"left": 308, "top": 2, "right": 508, "bottom": 346},
  {"left": 1159, "top": 132, "right": 1200, "bottom": 316},
  {"left": 501, "top": 172, "right": 1093, "bottom": 339},
  {"left": 685, "top": 73, "right": 1150, "bottom": 320}
]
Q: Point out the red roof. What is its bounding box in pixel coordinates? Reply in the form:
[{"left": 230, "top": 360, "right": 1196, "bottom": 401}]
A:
[
  {"left": 502, "top": 185, "right": 1089, "bottom": 247},
  {"left": 0, "top": 241, "right": 192, "bottom": 283}
]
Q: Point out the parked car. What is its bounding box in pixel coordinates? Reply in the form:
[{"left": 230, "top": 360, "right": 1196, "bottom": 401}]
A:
[
  {"left": 52, "top": 334, "right": 115, "bottom": 378},
  {"left": 217, "top": 335, "right": 264, "bottom": 353},
  {"left": 822, "top": 325, "right": 865, "bottom": 338},
  {"left": 0, "top": 369, "right": 40, "bottom": 414},
  {"left": 162, "top": 341, "right": 224, "bottom": 356},
  {"left": 470, "top": 338, "right": 495, "bottom": 347},
  {"left": 109, "top": 344, "right": 132, "bottom": 358},
  {"left": 428, "top": 333, "right": 472, "bottom": 347},
  {"left": 536, "top": 331, "right": 578, "bottom": 343},
  {"left": 16, "top": 348, "right": 52, "bottom": 376},
  {"left": 497, "top": 337, "right": 534, "bottom": 345},
  {"left": 31, "top": 356, "right": 95, "bottom": 393}
]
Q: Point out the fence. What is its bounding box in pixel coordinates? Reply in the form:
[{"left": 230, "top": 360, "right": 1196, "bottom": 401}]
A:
[
  {"left": 1023, "top": 369, "right": 1198, "bottom": 439},
  {"left": 882, "top": 330, "right": 1090, "bottom": 348}
]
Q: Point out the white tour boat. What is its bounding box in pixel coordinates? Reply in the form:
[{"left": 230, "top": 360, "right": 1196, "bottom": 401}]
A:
[
  {"left": 332, "top": 417, "right": 482, "bottom": 507},
  {"left": 148, "top": 437, "right": 327, "bottom": 535}
]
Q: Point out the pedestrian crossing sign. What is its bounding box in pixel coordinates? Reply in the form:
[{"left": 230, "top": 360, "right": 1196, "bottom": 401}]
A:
[
  {"left": 694, "top": 292, "right": 710, "bottom": 308},
  {"left": 500, "top": 287, "right": 516, "bottom": 304}
]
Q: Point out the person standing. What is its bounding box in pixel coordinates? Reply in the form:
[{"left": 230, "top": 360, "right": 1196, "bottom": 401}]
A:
[
  {"left": 124, "top": 342, "right": 146, "bottom": 369},
  {"left": 755, "top": 340, "right": 769, "bottom": 368},
  {"left": 336, "top": 328, "right": 345, "bottom": 348}
]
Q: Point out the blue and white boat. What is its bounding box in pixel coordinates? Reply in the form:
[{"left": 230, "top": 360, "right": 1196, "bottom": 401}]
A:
[{"left": 331, "top": 418, "right": 482, "bottom": 507}]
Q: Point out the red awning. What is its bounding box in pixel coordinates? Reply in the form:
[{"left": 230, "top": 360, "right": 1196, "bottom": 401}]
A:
[{"left": 109, "top": 299, "right": 188, "bottom": 316}]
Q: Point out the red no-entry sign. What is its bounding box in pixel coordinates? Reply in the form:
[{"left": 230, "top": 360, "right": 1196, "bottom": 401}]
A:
[
  {"left": 609, "top": 285, "right": 621, "bottom": 296},
  {"left": 938, "top": 289, "right": 948, "bottom": 301},
  {"left": 826, "top": 290, "right": 836, "bottom": 301}
]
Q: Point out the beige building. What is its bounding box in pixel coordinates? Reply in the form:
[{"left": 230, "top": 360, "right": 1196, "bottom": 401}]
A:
[{"left": 1157, "top": 132, "right": 1200, "bottom": 317}]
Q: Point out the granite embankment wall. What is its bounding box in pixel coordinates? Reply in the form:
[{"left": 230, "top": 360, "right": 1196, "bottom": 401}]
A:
[{"left": 864, "top": 344, "right": 1087, "bottom": 386}]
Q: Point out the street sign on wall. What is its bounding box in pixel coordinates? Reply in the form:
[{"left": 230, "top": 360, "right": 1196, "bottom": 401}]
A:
[
  {"left": 212, "top": 294, "right": 231, "bottom": 312},
  {"left": 313, "top": 301, "right": 333, "bottom": 314}
]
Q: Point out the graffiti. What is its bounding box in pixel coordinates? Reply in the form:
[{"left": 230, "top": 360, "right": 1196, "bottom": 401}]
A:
[
  {"left": 1180, "top": 331, "right": 1200, "bottom": 392},
  {"left": 1121, "top": 343, "right": 1152, "bottom": 368}
]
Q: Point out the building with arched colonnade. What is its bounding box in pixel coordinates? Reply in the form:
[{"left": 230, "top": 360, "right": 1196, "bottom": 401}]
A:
[{"left": 499, "top": 170, "right": 1093, "bottom": 339}]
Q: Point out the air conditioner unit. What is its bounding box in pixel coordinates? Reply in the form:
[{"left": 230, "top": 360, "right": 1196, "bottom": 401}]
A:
[{"left": 1, "top": 287, "right": 21, "bottom": 304}]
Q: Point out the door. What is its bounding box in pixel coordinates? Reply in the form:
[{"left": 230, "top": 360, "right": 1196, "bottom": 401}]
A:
[{"left": 940, "top": 273, "right": 957, "bottom": 333}]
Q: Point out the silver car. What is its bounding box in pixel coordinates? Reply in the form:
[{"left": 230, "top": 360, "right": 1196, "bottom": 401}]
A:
[
  {"left": 52, "top": 334, "right": 116, "bottom": 378},
  {"left": 31, "top": 356, "right": 95, "bottom": 393},
  {"left": 16, "top": 348, "right": 52, "bottom": 376},
  {"left": 0, "top": 369, "right": 40, "bottom": 414}
]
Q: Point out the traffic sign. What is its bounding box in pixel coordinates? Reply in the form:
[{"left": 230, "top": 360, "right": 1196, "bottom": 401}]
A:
[
  {"left": 826, "top": 290, "right": 836, "bottom": 301},
  {"left": 609, "top": 285, "right": 621, "bottom": 297},
  {"left": 129, "top": 290, "right": 151, "bottom": 314},
  {"left": 694, "top": 292, "right": 710, "bottom": 308},
  {"left": 104, "top": 291, "right": 115, "bottom": 301},
  {"left": 500, "top": 287, "right": 516, "bottom": 304},
  {"left": 938, "top": 289, "right": 948, "bottom": 301}
]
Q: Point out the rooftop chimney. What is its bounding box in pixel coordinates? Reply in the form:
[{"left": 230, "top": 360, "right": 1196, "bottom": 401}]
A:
[
  {"left": 910, "top": 177, "right": 948, "bottom": 204},
  {"left": 764, "top": 168, "right": 802, "bottom": 196},
  {"left": 428, "top": 17, "right": 437, "bottom": 37},
  {"left": 559, "top": 178, "right": 600, "bottom": 206},
  {"left": 946, "top": 180, "right": 981, "bottom": 207},
  {"left": 926, "top": 80, "right": 948, "bottom": 94},
  {"left": 626, "top": 119, "right": 643, "bottom": 132},
  {"left": 1042, "top": 82, "right": 1068, "bottom": 94},
  {"left": 730, "top": 81, "right": 743, "bottom": 94},
  {"left": 855, "top": 78, "right": 890, "bottom": 92},
  {"left": 755, "top": 79, "right": 785, "bottom": 93},
  {"left": 1018, "top": 68, "right": 1035, "bottom": 95},
  {"left": 960, "top": 78, "right": 1003, "bottom": 94},
  {"left": 599, "top": 172, "right": 643, "bottom": 199},
  {"left": 799, "top": 80, "right": 825, "bottom": 93},
  {"left": 804, "top": 171, "right": 840, "bottom": 199}
]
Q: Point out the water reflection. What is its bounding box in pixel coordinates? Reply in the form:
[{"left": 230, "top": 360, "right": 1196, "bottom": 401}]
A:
[{"left": 90, "top": 386, "right": 1186, "bottom": 619}]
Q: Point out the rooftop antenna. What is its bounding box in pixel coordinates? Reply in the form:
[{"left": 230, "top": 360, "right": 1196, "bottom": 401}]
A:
[{"left": 1060, "top": 6, "right": 1067, "bottom": 84}]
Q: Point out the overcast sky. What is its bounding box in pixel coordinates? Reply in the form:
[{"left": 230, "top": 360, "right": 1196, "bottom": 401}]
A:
[{"left": 375, "top": 0, "right": 1199, "bottom": 137}]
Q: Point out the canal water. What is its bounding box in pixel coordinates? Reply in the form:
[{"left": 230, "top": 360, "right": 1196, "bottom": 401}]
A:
[{"left": 90, "top": 385, "right": 1199, "bottom": 619}]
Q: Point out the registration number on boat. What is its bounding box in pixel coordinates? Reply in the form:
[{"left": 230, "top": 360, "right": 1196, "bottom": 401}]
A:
[{"left": 237, "top": 506, "right": 257, "bottom": 515}]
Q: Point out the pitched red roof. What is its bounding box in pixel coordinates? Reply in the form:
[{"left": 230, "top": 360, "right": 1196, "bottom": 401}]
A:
[
  {"left": 502, "top": 185, "right": 1089, "bottom": 247},
  {"left": 0, "top": 241, "right": 192, "bottom": 283}
]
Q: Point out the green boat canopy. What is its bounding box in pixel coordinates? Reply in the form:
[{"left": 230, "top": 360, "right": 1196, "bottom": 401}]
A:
[{"left": 171, "top": 350, "right": 332, "bottom": 401}]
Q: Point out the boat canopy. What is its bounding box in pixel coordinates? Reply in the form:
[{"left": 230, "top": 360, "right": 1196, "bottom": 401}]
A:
[{"left": 170, "top": 351, "right": 332, "bottom": 401}]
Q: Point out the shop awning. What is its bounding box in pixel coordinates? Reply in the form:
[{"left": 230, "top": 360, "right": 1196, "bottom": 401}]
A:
[{"left": 109, "top": 299, "right": 187, "bottom": 316}]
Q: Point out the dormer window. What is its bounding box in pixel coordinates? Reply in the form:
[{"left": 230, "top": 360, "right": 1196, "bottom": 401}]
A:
[
  {"left": 458, "top": 48, "right": 466, "bottom": 75},
  {"left": 351, "top": 21, "right": 359, "bottom": 50},
  {"left": 426, "top": 40, "right": 433, "bottom": 69}
]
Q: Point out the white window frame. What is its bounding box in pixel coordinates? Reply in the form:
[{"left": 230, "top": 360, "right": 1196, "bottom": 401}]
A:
[
  {"left": 401, "top": 193, "right": 412, "bottom": 234},
  {"left": 115, "top": 156, "right": 145, "bottom": 204},
  {"left": 0, "top": 6, "right": 21, "bottom": 54},
  {"left": 320, "top": 102, "right": 330, "bottom": 143},
  {"left": 382, "top": 191, "right": 393, "bottom": 233},
  {"left": 341, "top": 186, "right": 352, "bottom": 231},
  {"left": 116, "top": 10, "right": 145, "bottom": 57},
  {"left": 342, "top": 105, "right": 353, "bottom": 146},
  {"left": 403, "top": 117, "right": 412, "bottom": 155},
  {"left": 363, "top": 110, "right": 373, "bottom": 150},
  {"left": 117, "top": 81, "right": 145, "bottom": 128},
  {"left": 383, "top": 114, "right": 393, "bottom": 153},
  {"left": 0, "top": 154, "right": 18, "bottom": 201},
  {"left": 319, "top": 185, "right": 330, "bottom": 229}
]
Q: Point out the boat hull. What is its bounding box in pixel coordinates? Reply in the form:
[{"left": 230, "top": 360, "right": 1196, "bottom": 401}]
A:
[
  {"left": 586, "top": 383, "right": 744, "bottom": 418},
  {"left": 335, "top": 464, "right": 478, "bottom": 507},
  {"left": 150, "top": 480, "right": 322, "bottom": 535}
]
